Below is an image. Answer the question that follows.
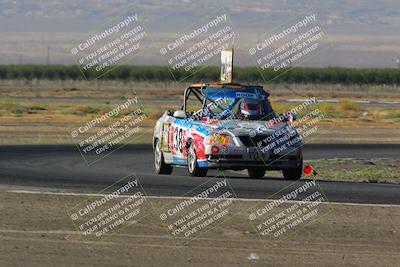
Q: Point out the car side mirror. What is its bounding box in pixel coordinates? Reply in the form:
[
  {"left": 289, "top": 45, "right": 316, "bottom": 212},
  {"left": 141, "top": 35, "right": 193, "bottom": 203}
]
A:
[{"left": 173, "top": 110, "right": 187, "bottom": 119}]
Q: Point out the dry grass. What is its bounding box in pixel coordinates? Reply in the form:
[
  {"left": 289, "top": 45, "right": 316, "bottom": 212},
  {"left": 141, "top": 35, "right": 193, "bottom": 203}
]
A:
[
  {"left": 1, "top": 80, "right": 400, "bottom": 99},
  {"left": 1, "top": 80, "right": 399, "bottom": 144}
]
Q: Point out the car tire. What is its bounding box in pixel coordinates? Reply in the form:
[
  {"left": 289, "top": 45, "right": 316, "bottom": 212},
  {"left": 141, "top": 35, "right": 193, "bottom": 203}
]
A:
[
  {"left": 187, "top": 142, "right": 207, "bottom": 177},
  {"left": 247, "top": 167, "right": 266, "bottom": 179},
  {"left": 282, "top": 159, "right": 303, "bottom": 180},
  {"left": 154, "top": 139, "right": 173, "bottom": 175}
]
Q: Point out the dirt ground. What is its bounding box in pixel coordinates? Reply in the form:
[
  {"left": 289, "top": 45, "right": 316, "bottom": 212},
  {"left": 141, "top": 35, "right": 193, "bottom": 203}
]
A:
[{"left": 1, "top": 190, "right": 400, "bottom": 267}]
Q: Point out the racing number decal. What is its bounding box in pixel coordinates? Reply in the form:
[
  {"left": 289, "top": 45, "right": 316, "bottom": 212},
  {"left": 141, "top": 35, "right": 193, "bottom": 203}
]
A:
[
  {"left": 170, "top": 125, "right": 186, "bottom": 156},
  {"left": 174, "top": 128, "right": 184, "bottom": 153}
]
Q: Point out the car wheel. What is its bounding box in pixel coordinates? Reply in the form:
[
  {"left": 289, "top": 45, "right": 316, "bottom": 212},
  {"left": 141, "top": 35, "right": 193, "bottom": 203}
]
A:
[
  {"left": 187, "top": 142, "right": 207, "bottom": 177},
  {"left": 282, "top": 159, "right": 303, "bottom": 180},
  {"left": 247, "top": 167, "right": 266, "bottom": 179},
  {"left": 154, "top": 139, "right": 173, "bottom": 175}
]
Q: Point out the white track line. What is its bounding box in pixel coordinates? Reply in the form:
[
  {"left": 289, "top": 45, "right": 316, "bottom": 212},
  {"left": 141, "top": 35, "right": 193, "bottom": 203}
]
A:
[{"left": 6, "top": 189, "right": 400, "bottom": 208}]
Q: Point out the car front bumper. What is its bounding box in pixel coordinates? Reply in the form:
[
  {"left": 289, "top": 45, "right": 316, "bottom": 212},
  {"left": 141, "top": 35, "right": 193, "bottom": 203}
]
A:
[{"left": 201, "top": 145, "right": 302, "bottom": 170}]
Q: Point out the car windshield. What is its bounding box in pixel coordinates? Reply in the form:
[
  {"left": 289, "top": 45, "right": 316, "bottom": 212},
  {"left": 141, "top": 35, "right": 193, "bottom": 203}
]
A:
[{"left": 201, "top": 87, "right": 276, "bottom": 121}]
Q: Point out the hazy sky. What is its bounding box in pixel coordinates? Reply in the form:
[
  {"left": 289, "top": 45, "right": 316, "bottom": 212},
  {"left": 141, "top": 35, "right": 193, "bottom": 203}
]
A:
[{"left": 1, "top": 0, "right": 399, "bottom": 67}]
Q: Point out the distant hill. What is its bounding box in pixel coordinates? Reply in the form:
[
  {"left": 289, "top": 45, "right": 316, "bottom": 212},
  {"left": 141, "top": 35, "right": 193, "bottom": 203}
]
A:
[{"left": 0, "top": 0, "right": 399, "bottom": 67}]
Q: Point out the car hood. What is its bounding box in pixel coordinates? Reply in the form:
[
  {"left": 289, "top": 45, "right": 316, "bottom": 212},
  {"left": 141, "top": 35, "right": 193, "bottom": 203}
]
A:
[{"left": 196, "top": 119, "right": 289, "bottom": 136}]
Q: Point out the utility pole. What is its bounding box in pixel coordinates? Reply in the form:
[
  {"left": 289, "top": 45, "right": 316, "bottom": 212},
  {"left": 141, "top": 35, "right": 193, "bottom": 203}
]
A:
[{"left": 46, "top": 46, "right": 50, "bottom": 65}]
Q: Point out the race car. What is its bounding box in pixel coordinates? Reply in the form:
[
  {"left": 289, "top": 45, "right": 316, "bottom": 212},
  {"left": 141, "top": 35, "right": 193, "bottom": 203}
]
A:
[{"left": 153, "top": 83, "right": 303, "bottom": 179}]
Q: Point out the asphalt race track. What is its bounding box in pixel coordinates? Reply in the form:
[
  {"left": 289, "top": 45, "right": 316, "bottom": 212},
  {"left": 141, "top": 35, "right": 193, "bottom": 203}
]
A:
[{"left": 0, "top": 144, "right": 399, "bottom": 204}]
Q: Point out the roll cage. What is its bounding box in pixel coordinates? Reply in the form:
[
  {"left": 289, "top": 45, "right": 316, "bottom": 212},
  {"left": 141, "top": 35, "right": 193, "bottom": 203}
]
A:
[{"left": 180, "top": 83, "right": 270, "bottom": 117}]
